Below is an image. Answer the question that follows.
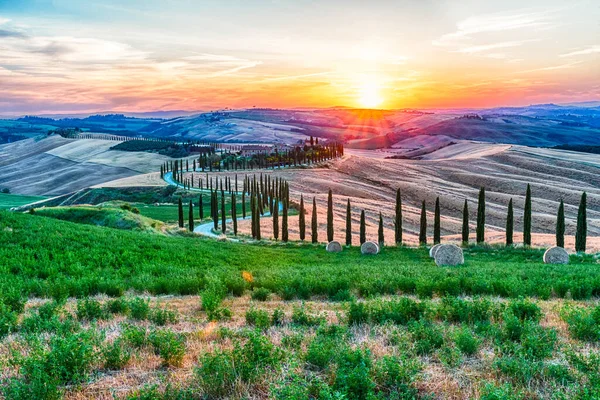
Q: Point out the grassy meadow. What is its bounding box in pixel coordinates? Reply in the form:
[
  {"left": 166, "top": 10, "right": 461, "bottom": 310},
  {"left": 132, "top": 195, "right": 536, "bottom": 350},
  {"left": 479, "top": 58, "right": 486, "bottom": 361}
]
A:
[
  {"left": 0, "top": 193, "right": 46, "bottom": 210},
  {"left": 1, "top": 210, "right": 599, "bottom": 399}
]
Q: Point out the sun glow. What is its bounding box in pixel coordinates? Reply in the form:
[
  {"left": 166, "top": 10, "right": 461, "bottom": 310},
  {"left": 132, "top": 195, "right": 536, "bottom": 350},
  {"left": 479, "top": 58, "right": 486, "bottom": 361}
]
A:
[{"left": 358, "top": 80, "right": 384, "bottom": 109}]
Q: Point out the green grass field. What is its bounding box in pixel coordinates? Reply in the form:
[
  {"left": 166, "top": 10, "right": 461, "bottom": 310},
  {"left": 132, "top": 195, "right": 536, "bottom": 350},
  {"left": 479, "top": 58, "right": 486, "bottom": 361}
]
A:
[
  {"left": 0, "top": 193, "right": 46, "bottom": 210},
  {"left": 133, "top": 200, "right": 249, "bottom": 223},
  {"left": 1, "top": 210, "right": 600, "bottom": 399},
  {"left": 1, "top": 210, "right": 598, "bottom": 299}
]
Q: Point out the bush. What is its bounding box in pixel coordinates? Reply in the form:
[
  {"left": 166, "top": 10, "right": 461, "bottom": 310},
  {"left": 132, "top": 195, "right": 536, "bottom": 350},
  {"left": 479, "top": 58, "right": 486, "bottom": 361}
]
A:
[
  {"left": 409, "top": 320, "right": 444, "bottom": 355},
  {"left": 1, "top": 188, "right": 10, "bottom": 194},
  {"left": 348, "top": 298, "right": 429, "bottom": 326},
  {"left": 251, "top": 287, "right": 271, "bottom": 301},
  {"left": 194, "top": 351, "right": 237, "bottom": 398},
  {"left": 201, "top": 278, "right": 229, "bottom": 321},
  {"left": 129, "top": 298, "right": 151, "bottom": 320},
  {"left": 149, "top": 306, "right": 178, "bottom": 326},
  {"left": 0, "top": 303, "right": 18, "bottom": 339},
  {"left": 103, "top": 339, "right": 131, "bottom": 370},
  {"left": 76, "top": 298, "right": 109, "bottom": 321},
  {"left": 508, "top": 298, "right": 541, "bottom": 322},
  {"left": 291, "top": 304, "right": 326, "bottom": 326},
  {"left": 562, "top": 306, "right": 600, "bottom": 342},
  {"left": 1, "top": 289, "right": 26, "bottom": 314},
  {"left": 122, "top": 325, "right": 147, "bottom": 349},
  {"left": 455, "top": 327, "right": 480, "bottom": 356},
  {"left": 437, "top": 296, "right": 494, "bottom": 324},
  {"left": 271, "top": 308, "right": 285, "bottom": 326},
  {"left": 438, "top": 344, "right": 463, "bottom": 368},
  {"left": 148, "top": 330, "right": 186, "bottom": 367},
  {"left": 373, "top": 355, "right": 422, "bottom": 397},
  {"left": 105, "top": 298, "right": 129, "bottom": 315},
  {"left": 245, "top": 308, "right": 271, "bottom": 330},
  {"left": 480, "top": 381, "right": 524, "bottom": 400},
  {"left": 333, "top": 347, "right": 375, "bottom": 400}
]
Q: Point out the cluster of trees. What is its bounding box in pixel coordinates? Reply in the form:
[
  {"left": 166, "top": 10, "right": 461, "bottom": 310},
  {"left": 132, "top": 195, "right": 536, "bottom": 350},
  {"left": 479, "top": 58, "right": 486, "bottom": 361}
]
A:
[
  {"left": 160, "top": 142, "right": 344, "bottom": 177},
  {"left": 175, "top": 177, "right": 590, "bottom": 252}
]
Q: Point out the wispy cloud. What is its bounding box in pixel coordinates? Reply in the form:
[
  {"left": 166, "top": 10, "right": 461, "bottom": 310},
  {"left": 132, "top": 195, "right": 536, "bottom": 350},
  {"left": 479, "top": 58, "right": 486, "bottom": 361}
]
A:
[
  {"left": 457, "top": 40, "right": 536, "bottom": 54},
  {"left": 517, "top": 61, "right": 582, "bottom": 74},
  {"left": 560, "top": 45, "right": 600, "bottom": 58},
  {"left": 434, "top": 10, "right": 557, "bottom": 47},
  {"left": 261, "top": 71, "right": 333, "bottom": 82}
]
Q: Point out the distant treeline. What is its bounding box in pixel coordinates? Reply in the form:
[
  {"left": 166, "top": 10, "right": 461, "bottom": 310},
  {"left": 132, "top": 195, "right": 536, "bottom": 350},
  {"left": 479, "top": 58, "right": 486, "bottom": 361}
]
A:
[
  {"left": 111, "top": 140, "right": 215, "bottom": 158},
  {"left": 552, "top": 144, "right": 600, "bottom": 154}
]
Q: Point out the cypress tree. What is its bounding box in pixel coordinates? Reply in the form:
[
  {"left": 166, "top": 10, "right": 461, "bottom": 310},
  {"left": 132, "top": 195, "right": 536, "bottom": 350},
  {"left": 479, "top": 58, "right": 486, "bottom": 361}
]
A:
[
  {"left": 419, "top": 201, "right": 427, "bottom": 246},
  {"left": 251, "top": 195, "right": 256, "bottom": 238},
  {"left": 199, "top": 195, "right": 203, "bottom": 220},
  {"left": 476, "top": 187, "right": 485, "bottom": 244},
  {"left": 378, "top": 212, "right": 384, "bottom": 247},
  {"left": 461, "top": 200, "right": 469, "bottom": 245},
  {"left": 178, "top": 197, "right": 184, "bottom": 228},
  {"left": 576, "top": 192, "right": 587, "bottom": 253},
  {"left": 523, "top": 184, "right": 532, "bottom": 247},
  {"left": 232, "top": 193, "right": 237, "bottom": 236},
  {"left": 242, "top": 191, "right": 246, "bottom": 219},
  {"left": 188, "top": 200, "right": 194, "bottom": 232},
  {"left": 212, "top": 191, "right": 218, "bottom": 231},
  {"left": 282, "top": 200, "right": 288, "bottom": 242},
  {"left": 359, "top": 210, "right": 366, "bottom": 245},
  {"left": 299, "top": 195, "right": 306, "bottom": 241},
  {"left": 345, "top": 198, "right": 352, "bottom": 246},
  {"left": 394, "top": 188, "right": 402, "bottom": 245},
  {"left": 433, "top": 197, "right": 441, "bottom": 244},
  {"left": 221, "top": 191, "right": 226, "bottom": 233},
  {"left": 256, "top": 196, "right": 262, "bottom": 240},
  {"left": 311, "top": 197, "right": 318, "bottom": 244},
  {"left": 556, "top": 199, "right": 565, "bottom": 248},
  {"left": 273, "top": 199, "right": 279, "bottom": 240},
  {"left": 327, "top": 189, "right": 334, "bottom": 242},
  {"left": 506, "top": 198, "right": 514, "bottom": 246}
]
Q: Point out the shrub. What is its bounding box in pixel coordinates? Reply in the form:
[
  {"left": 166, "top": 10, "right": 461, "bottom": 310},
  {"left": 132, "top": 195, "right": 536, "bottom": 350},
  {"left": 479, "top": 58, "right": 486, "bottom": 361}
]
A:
[
  {"left": 455, "top": 327, "right": 480, "bottom": 356},
  {"left": 251, "top": 287, "right": 271, "bottom": 301},
  {"left": 493, "top": 355, "right": 543, "bottom": 385},
  {"left": 334, "top": 348, "right": 375, "bottom": 400},
  {"left": 103, "top": 339, "right": 131, "bottom": 370},
  {"left": 291, "top": 304, "right": 326, "bottom": 326},
  {"left": 562, "top": 306, "right": 600, "bottom": 342},
  {"left": 281, "top": 333, "right": 304, "bottom": 350},
  {"left": 0, "top": 303, "right": 18, "bottom": 339},
  {"left": 201, "top": 278, "right": 228, "bottom": 321},
  {"left": 76, "top": 298, "right": 109, "bottom": 321},
  {"left": 438, "top": 344, "right": 463, "bottom": 369},
  {"left": 508, "top": 298, "right": 541, "bottom": 322},
  {"left": 373, "top": 355, "right": 422, "bottom": 397},
  {"left": 271, "top": 308, "right": 285, "bottom": 326},
  {"left": 409, "top": 320, "right": 444, "bottom": 355},
  {"left": 437, "top": 296, "right": 493, "bottom": 324},
  {"left": 479, "top": 381, "right": 524, "bottom": 400},
  {"left": 245, "top": 308, "right": 271, "bottom": 330},
  {"left": 230, "top": 330, "right": 283, "bottom": 382},
  {"left": 149, "top": 306, "right": 178, "bottom": 326},
  {"left": 121, "top": 325, "right": 147, "bottom": 349},
  {"left": 129, "top": 298, "right": 151, "bottom": 320},
  {"left": 148, "top": 330, "right": 186, "bottom": 367},
  {"left": 1, "top": 289, "right": 26, "bottom": 314},
  {"left": 306, "top": 325, "right": 348, "bottom": 370},
  {"left": 348, "top": 298, "right": 428, "bottom": 326},
  {"left": 105, "top": 298, "right": 129, "bottom": 315},
  {"left": 194, "top": 351, "right": 237, "bottom": 398}
]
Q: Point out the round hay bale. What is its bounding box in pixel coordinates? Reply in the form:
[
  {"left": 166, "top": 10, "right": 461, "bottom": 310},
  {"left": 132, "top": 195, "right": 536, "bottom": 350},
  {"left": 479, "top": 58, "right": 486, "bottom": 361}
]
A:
[
  {"left": 543, "top": 246, "right": 569, "bottom": 264},
  {"left": 361, "top": 241, "right": 380, "bottom": 255},
  {"left": 434, "top": 244, "right": 464, "bottom": 266},
  {"left": 326, "top": 241, "right": 343, "bottom": 253},
  {"left": 429, "top": 244, "right": 443, "bottom": 259}
]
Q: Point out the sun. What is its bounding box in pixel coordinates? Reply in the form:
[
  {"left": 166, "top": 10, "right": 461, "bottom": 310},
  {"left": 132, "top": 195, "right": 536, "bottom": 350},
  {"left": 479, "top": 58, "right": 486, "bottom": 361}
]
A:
[{"left": 358, "top": 81, "right": 383, "bottom": 109}]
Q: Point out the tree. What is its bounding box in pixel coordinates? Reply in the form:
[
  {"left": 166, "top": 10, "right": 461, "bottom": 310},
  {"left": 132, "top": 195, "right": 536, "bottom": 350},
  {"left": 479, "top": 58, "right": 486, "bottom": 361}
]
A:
[
  {"left": 188, "top": 200, "right": 194, "bottom": 232},
  {"left": 556, "top": 199, "right": 565, "bottom": 248},
  {"left": 327, "top": 189, "right": 334, "bottom": 242},
  {"left": 299, "top": 195, "right": 306, "bottom": 241},
  {"left": 199, "top": 195, "right": 204, "bottom": 220},
  {"left": 232, "top": 193, "right": 237, "bottom": 236},
  {"left": 576, "top": 192, "right": 587, "bottom": 253},
  {"left": 345, "top": 198, "right": 352, "bottom": 246},
  {"left": 378, "top": 212, "right": 384, "bottom": 247},
  {"left": 178, "top": 197, "right": 184, "bottom": 228},
  {"left": 360, "top": 210, "right": 366, "bottom": 245},
  {"left": 394, "top": 188, "right": 402, "bottom": 245},
  {"left": 273, "top": 199, "right": 279, "bottom": 240},
  {"left": 212, "top": 191, "right": 218, "bottom": 231},
  {"left": 311, "top": 197, "right": 318, "bottom": 244},
  {"left": 461, "top": 200, "right": 469, "bottom": 245},
  {"left": 433, "top": 197, "right": 441, "bottom": 244},
  {"left": 221, "top": 191, "right": 226, "bottom": 233},
  {"left": 255, "top": 196, "right": 262, "bottom": 240},
  {"left": 523, "top": 184, "right": 532, "bottom": 247},
  {"left": 476, "top": 187, "right": 485, "bottom": 244},
  {"left": 506, "top": 198, "right": 514, "bottom": 246},
  {"left": 419, "top": 201, "right": 427, "bottom": 246},
  {"left": 282, "top": 200, "right": 288, "bottom": 242}
]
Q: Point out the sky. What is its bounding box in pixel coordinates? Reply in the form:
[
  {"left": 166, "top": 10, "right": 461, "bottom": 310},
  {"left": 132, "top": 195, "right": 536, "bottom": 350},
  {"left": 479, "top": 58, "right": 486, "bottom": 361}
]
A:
[{"left": 0, "top": 0, "right": 599, "bottom": 115}]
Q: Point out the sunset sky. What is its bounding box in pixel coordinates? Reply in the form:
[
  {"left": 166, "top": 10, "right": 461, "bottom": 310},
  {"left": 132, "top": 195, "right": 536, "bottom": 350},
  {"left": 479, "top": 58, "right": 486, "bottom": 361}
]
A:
[{"left": 0, "top": 0, "right": 599, "bottom": 115}]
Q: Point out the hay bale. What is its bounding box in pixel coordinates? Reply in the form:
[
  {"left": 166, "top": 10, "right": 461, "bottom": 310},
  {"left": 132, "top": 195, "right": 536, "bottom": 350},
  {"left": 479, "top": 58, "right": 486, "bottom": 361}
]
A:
[
  {"left": 434, "top": 244, "right": 464, "bottom": 266},
  {"left": 326, "top": 241, "right": 343, "bottom": 253},
  {"left": 543, "top": 246, "right": 569, "bottom": 264},
  {"left": 429, "top": 244, "right": 443, "bottom": 259},
  {"left": 361, "top": 241, "right": 380, "bottom": 255}
]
